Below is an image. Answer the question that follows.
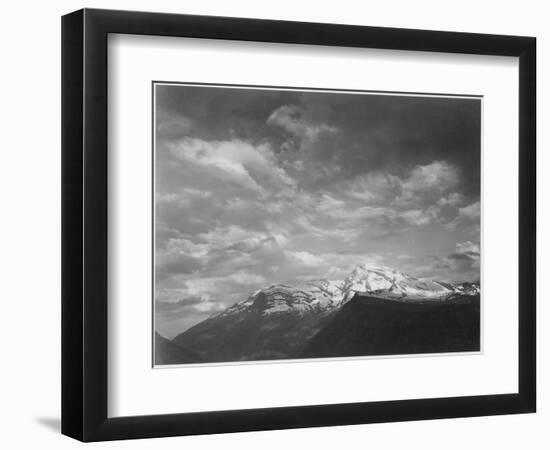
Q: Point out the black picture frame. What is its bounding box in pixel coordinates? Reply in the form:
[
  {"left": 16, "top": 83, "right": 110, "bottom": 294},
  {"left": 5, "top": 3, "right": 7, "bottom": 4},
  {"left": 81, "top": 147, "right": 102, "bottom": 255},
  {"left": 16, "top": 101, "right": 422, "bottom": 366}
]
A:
[{"left": 61, "top": 8, "right": 536, "bottom": 442}]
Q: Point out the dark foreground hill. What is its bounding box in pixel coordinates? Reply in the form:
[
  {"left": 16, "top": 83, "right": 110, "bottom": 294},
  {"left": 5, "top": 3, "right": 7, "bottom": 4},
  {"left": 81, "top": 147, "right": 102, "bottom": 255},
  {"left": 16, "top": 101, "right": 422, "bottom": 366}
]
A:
[
  {"left": 301, "top": 294, "right": 480, "bottom": 358},
  {"left": 154, "top": 332, "right": 202, "bottom": 365}
]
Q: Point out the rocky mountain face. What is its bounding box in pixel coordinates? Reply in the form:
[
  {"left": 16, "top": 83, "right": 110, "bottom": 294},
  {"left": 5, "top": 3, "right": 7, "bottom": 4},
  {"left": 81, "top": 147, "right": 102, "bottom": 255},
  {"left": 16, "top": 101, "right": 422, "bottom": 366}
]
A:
[
  {"left": 215, "top": 279, "right": 346, "bottom": 318},
  {"left": 160, "top": 264, "right": 480, "bottom": 365}
]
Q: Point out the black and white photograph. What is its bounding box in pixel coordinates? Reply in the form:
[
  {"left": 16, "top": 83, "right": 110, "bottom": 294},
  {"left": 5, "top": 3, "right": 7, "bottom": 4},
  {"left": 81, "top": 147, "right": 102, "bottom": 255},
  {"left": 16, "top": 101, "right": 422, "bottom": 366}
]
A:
[
  {"left": 0, "top": 0, "right": 543, "bottom": 447},
  {"left": 153, "top": 83, "right": 482, "bottom": 366}
]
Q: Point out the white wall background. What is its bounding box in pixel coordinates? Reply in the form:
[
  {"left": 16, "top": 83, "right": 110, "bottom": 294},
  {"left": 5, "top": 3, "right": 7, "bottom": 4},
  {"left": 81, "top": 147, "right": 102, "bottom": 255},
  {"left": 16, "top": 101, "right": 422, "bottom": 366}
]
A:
[{"left": 0, "top": 0, "right": 546, "bottom": 448}]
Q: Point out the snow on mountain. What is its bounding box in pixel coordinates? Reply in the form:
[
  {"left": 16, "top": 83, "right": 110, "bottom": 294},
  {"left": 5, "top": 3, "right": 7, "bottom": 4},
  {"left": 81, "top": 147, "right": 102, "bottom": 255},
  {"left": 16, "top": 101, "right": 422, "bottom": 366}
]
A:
[
  {"left": 341, "top": 264, "right": 455, "bottom": 301},
  {"left": 449, "top": 281, "right": 480, "bottom": 296},
  {"left": 219, "top": 279, "right": 345, "bottom": 318},
  {"left": 217, "top": 264, "right": 479, "bottom": 318}
]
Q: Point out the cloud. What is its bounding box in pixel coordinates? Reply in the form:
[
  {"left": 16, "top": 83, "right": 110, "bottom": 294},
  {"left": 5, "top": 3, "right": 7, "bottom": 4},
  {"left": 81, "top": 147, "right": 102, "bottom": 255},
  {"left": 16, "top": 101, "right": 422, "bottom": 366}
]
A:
[
  {"left": 399, "top": 209, "right": 432, "bottom": 226},
  {"left": 394, "top": 160, "right": 460, "bottom": 208},
  {"left": 155, "top": 109, "right": 193, "bottom": 140},
  {"left": 410, "top": 241, "right": 480, "bottom": 282},
  {"left": 437, "top": 192, "right": 463, "bottom": 207},
  {"left": 168, "top": 137, "right": 295, "bottom": 194},
  {"left": 346, "top": 172, "right": 402, "bottom": 204},
  {"left": 458, "top": 202, "right": 481, "bottom": 220},
  {"left": 267, "top": 104, "right": 337, "bottom": 151},
  {"left": 446, "top": 240, "right": 480, "bottom": 278},
  {"left": 155, "top": 155, "right": 478, "bottom": 298},
  {"left": 157, "top": 252, "right": 203, "bottom": 279},
  {"left": 403, "top": 160, "right": 459, "bottom": 193},
  {"left": 455, "top": 240, "right": 480, "bottom": 255},
  {"left": 310, "top": 161, "right": 465, "bottom": 234},
  {"left": 155, "top": 296, "right": 227, "bottom": 338},
  {"left": 446, "top": 201, "right": 480, "bottom": 234},
  {"left": 284, "top": 250, "right": 324, "bottom": 267}
]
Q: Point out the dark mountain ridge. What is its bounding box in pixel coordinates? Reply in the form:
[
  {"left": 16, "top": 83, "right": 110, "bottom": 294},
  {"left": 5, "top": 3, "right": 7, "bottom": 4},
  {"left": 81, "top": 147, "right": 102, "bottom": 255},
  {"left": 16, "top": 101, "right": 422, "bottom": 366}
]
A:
[{"left": 301, "top": 294, "right": 480, "bottom": 358}]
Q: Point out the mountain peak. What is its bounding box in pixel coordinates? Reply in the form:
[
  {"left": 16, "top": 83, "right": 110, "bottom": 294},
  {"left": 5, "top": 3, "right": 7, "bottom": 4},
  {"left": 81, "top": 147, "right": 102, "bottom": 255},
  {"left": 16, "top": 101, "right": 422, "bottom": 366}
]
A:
[
  {"left": 348, "top": 263, "right": 411, "bottom": 280},
  {"left": 342, "top": 264, "right": 418, "bottom": 301}
]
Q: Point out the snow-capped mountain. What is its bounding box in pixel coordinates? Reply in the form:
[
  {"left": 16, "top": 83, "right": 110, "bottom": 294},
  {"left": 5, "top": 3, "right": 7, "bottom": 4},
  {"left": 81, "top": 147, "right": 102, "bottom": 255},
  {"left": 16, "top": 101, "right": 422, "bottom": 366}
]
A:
[
  {"left": 217, "top": 264, "right": 479, "bottom": 319},
  {"left": 218, "top": 279, "right": 345, "bottom": 318},
  {"left": 341, "top": 264, "right": 459, "bottom": 301},
  {"left": 169, "top": 264, "right": 480, "bottom": 364}
]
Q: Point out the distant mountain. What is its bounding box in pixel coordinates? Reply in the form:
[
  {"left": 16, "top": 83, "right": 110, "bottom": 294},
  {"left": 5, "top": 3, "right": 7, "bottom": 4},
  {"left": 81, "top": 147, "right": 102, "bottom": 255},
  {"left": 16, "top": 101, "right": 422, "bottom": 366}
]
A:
[
  {"left": 166, "top": 264, "right": 480, "bottom": 364},
  {"left": 154, "top": 332, "right": 202, "bottom": 365}
]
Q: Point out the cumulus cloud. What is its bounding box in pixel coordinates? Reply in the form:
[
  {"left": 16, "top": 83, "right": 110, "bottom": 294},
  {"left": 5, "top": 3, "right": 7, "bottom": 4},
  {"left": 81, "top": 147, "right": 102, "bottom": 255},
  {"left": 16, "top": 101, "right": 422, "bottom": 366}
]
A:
[
  {"left": 306, "top": 161, "right": 467, "bottom": 235},
  {"left": 404, "top": 160, "right": 459, "bottom": 193},
  {"left": 343, "top": 162, "right": 461, "bottom": 213},
  {"left": 446, "top": 201, "right": 480, "bottom": 234},
  {"left": 393, "top": 161, "right": 460, "bottom": 207},
  {"left": 458, "top": 201, "right": 481, "bottom": 220},
  {"left": 347, "top": 172, "right": 402, "bottom": 204},
  {"left": 168, "top": 137, "right": 295, "bottom": 194}
]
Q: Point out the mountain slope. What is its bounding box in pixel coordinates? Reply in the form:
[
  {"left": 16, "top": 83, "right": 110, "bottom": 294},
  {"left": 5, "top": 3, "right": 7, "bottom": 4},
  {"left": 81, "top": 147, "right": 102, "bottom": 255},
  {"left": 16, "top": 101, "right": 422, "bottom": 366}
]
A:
[
  {"left": 172, "top": 294, "right": 336, "bottom": 362},
  {"left": 301, "top": 294, "right": 480, "bottom": 358},
  {"left": 215, "top": 279, "right": 345, "bottom": 318},
  {"left": 154, "top": 332, "right": 203, "bottom": 365}
]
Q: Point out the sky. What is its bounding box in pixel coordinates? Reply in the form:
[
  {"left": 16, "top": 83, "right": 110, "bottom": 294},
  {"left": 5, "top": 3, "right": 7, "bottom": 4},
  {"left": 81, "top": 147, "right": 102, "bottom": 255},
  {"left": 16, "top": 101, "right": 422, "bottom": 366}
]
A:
[{"left": 154, "top": 83, "right": 481, "bottom": 338}]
